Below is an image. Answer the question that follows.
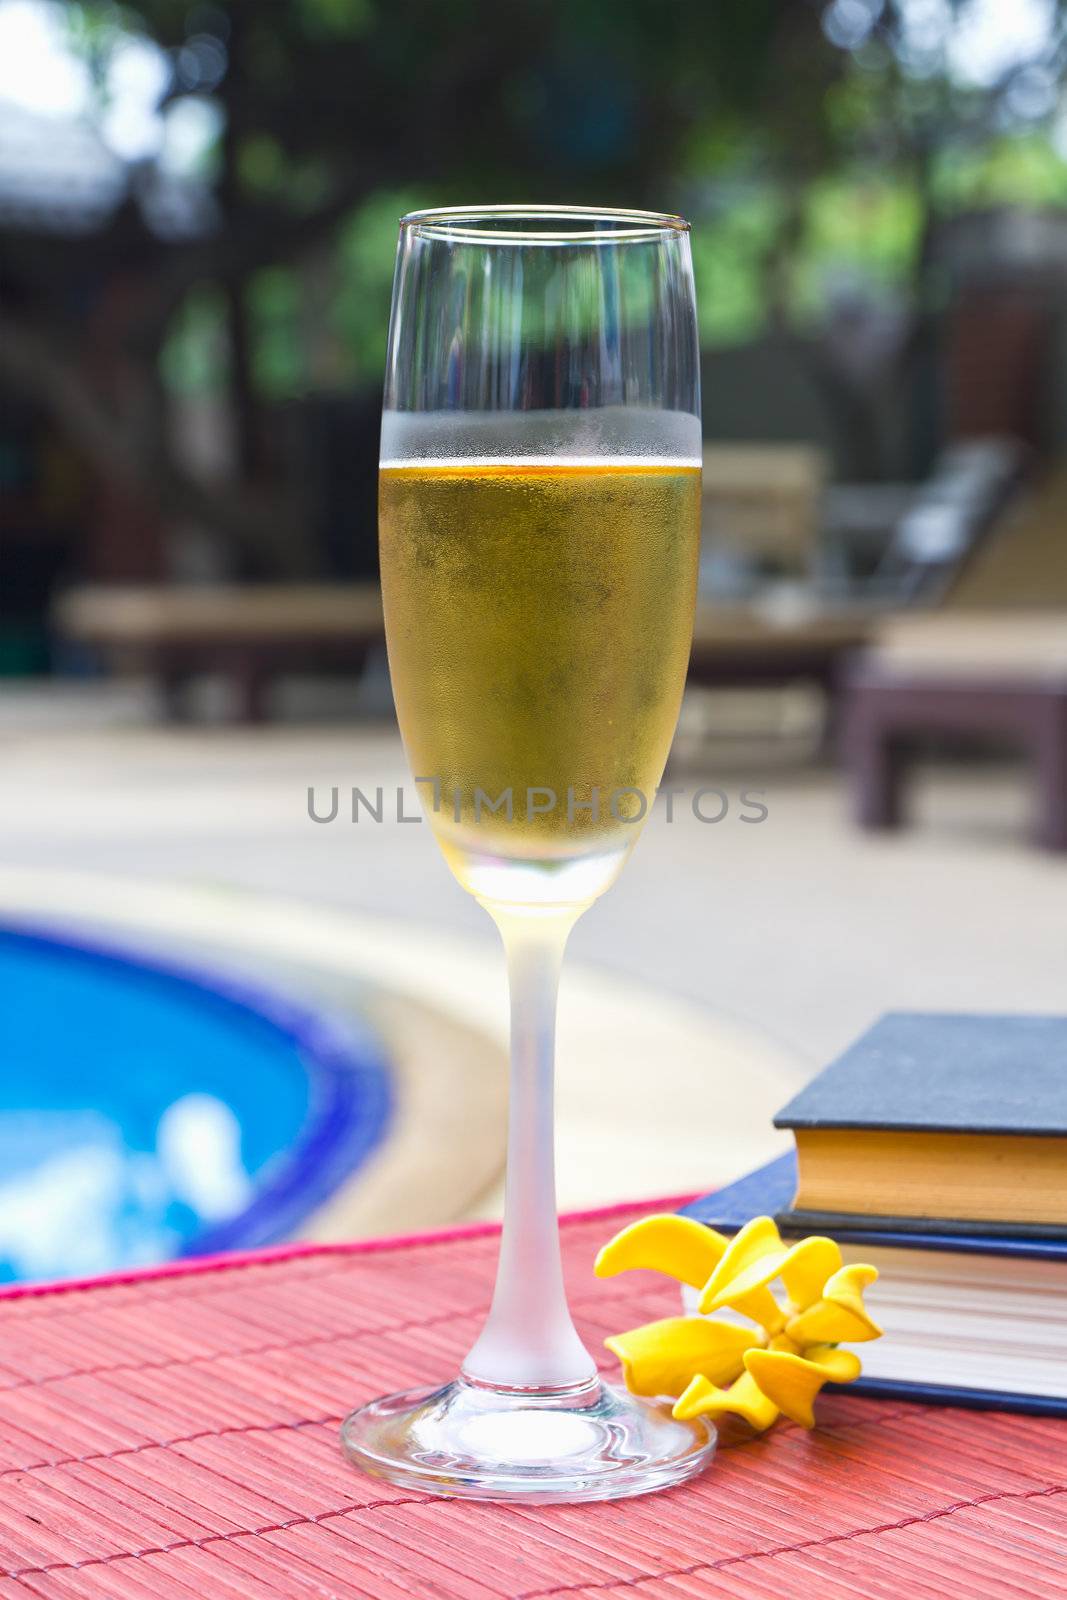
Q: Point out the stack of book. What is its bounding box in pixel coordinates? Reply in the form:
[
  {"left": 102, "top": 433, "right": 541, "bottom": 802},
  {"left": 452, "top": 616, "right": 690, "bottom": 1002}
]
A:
[{"left": 682, "top": 1013, "right": 1067, "bottom": 1416}]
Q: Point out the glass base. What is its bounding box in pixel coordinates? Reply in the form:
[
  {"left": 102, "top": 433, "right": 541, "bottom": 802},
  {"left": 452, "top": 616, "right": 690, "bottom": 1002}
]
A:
[{"left": 340, "top": 1375, "right": 715, "bottom": 1503}]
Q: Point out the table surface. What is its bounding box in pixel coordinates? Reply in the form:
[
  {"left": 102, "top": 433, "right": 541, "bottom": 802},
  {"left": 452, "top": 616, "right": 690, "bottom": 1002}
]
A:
[{"left": 0, "top": 1200, "right": 1064, "bottom": 1599}]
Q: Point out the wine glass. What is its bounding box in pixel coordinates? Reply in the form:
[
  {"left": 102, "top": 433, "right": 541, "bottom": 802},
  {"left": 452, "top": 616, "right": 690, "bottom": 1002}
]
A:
[{"left": 341, "top": 205, "right": 709, "bottom": 1501}]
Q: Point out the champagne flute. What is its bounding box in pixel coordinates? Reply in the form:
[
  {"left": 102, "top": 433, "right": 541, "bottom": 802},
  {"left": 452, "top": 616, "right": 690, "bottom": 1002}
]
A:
[{"left": 342, "top": 205, "right": 709, "bottom": 1501}]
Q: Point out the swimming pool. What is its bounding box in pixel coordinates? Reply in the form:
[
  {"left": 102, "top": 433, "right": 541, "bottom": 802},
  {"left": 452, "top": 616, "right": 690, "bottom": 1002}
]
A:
[{"left": 0, "top": 926, "right": 393, "bottom": 1283}]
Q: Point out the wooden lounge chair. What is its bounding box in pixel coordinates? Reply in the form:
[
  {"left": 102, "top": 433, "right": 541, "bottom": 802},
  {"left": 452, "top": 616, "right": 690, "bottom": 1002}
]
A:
[
  {"left": 687, "top": 437, "right": 1026, "bottom": 705},
  {"left": 51, "top": 442, "right": 1030, "bottom": 725},
  {"left": 690, "top": 601, "right": 869, "bottom": 699},
  {"left": 842, "top": 467, "right": 1067, "bottom": 849},
  {"left": 53, "top": 583, "right": 384, "bottom": 721},
  {"left": 55, "top": 577, "right": 877, "bottom": 725}
]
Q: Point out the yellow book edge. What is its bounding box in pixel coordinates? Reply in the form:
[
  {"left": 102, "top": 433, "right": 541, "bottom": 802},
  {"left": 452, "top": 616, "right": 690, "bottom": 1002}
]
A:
[{"left": 793, "top": 1128, "right": 1067, "bottom": 1228}]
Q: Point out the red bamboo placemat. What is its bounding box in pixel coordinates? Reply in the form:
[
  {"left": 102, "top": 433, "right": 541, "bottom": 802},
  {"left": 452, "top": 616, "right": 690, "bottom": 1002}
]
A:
[{"left": 0, "top": 1199, "right": 1063, "bottom": 1599}]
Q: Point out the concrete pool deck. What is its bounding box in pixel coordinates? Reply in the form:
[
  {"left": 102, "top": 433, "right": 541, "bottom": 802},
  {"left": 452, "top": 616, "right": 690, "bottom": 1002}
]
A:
[
  {"left": 2, "top": 685, "right": 1066, "bottom": 1227},
  {"left": 0, "top": 868, "right": 798, "bottom": 1229}
]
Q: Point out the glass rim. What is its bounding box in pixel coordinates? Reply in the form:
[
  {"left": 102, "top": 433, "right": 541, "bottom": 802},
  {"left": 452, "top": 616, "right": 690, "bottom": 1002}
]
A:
[{"left": 399, "top": 204, "right": 690, "bottom": 244}]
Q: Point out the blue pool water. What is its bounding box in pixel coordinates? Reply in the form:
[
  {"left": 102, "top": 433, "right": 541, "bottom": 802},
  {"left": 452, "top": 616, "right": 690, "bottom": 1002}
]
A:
[{"left": 0, "top": 928, "right": 392, "bottom": 1283}]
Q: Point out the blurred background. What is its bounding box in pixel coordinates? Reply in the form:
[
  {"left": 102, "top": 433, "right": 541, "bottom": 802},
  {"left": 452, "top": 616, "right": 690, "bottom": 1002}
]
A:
[{"left": 2, "top": 0, "right": 1066, "bottom": 1282}]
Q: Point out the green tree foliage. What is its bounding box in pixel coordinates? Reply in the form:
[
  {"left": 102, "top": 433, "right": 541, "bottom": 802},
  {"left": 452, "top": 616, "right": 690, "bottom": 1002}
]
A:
[{"left": 5, "top": 0, "right": 1067, "bottom": 563}]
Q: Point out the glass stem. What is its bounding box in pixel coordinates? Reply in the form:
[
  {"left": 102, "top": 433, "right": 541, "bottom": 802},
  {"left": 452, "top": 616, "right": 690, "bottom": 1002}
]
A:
[{"left": 462, "top": 903, "right": 598, "bottom": 1392}]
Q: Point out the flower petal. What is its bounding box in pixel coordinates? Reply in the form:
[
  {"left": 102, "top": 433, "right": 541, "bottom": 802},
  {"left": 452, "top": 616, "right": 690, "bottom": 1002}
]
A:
[
  {"left": 785, "top": 1262, "right": 882, "bottom": 1346},
  {"left": 697, "top": 1217, "right": 788, "bottom": 1331},
  {"left": 698, "top": 1216, "right": 783, "bottom": 1304},
  {"left": 786, "top": 1302, "right": 879, "bottom": 1345},
  {"left": 805, "top": 1343, "right": 864, "bottom": 1381},
  {"left": 825, "top": 1262, "right": 879, "bottom": 1304},
  {"left": 673, "top": 1370, "right": 779, "bottom": 1431},
  {"left": 779, "top": 1235, "right": 843, "bottom": 1311},
  {"left": 605, "top": 1316, "right": 756, "bottom": 1398},
  {"left": 594, "top": 1214, "right": 730, "bottom": 1289},
  {"left": 744, "top": 1344, "right": 862, "bottom": 1429}
]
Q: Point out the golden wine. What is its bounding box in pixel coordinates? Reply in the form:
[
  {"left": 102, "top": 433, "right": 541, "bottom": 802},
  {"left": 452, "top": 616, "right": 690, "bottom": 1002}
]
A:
[{"left": 380, "top": 460, "right": 700, "bottom": 900}]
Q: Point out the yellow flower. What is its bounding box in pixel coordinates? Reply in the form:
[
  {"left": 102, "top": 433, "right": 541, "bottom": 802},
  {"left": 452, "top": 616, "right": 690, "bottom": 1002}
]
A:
[
  {"left": 595, "top": 1213, "right": 883, "bottom": 1432},
  {"left": 605, "top": 1316, "right": 759, "bottom": 1397}
]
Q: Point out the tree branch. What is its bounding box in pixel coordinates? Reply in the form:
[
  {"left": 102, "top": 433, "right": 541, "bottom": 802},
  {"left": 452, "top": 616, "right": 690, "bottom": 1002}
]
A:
[{"left": 0, "top": 310, "right": 309, "bottom": 573}]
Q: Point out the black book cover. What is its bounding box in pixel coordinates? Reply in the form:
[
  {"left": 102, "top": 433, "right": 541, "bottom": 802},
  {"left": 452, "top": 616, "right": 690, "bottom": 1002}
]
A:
[{"left": 774, "top": 1012, "right": 1067, "bottom": 1136}]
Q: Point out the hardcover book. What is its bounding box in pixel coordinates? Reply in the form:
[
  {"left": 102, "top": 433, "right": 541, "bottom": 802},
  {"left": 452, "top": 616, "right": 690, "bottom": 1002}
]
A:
[
  {"left": 773, "top": 1011, "right": 1067, "bottom": 1232},
  {"left": 680, "top": 1154, "right": 1067, "bottom": 1417}
]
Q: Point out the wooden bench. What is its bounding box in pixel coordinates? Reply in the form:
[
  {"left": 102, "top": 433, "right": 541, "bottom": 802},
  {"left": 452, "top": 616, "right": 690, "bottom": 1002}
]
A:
[
  {"left": 53, "top": 583, "right": 386, "bottom": 721},
  {"left": 689, "top": 600, "right": 870, "bottom": 728},
  {"left": 842, "top": 464, "right": 1067, "bottom": 848},
  {"left": 844, "top": 615, "right": 1067, "bottom": 850},
  {"left": 54, "top": 583, "right": 876, "bottom": 722}
]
